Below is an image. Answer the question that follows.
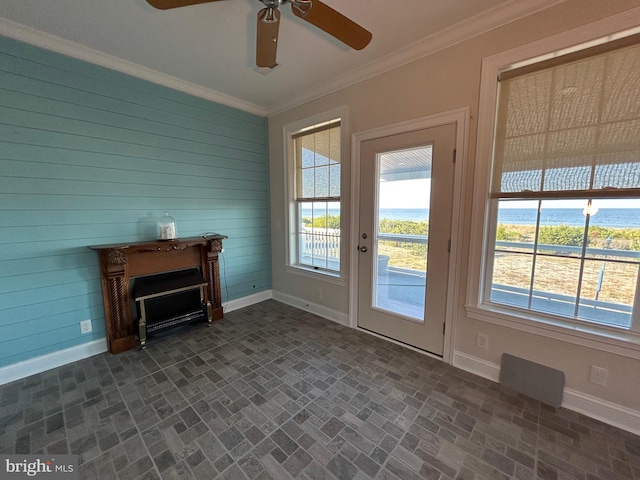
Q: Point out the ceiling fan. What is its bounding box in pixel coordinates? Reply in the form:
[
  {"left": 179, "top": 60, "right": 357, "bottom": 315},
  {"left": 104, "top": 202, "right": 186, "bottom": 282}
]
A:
[{"left": 146, "top": 0, "right": 372, "bottom": 68}]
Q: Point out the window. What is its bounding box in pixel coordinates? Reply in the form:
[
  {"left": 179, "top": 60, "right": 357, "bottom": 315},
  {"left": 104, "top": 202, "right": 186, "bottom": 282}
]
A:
[
  {"left": 290, "top": 119, "right": 342, "bottom": 274},
  {"left": 481, "top": 33, "right": 640, "bottom": 336}
]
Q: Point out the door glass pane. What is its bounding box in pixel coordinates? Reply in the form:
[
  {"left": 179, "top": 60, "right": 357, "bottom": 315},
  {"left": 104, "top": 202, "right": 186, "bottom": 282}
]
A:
[{"left": 373, "top": 146, "right": 432, "bottom": 321}]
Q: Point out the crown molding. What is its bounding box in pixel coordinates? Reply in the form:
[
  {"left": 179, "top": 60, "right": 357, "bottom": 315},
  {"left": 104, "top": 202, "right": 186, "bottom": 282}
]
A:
[
  {"left": 0, "top": 18, "right": 267, "bottom": 117},
  {"left": 265, "top": 0, "right": 566, "bottom": 116}
]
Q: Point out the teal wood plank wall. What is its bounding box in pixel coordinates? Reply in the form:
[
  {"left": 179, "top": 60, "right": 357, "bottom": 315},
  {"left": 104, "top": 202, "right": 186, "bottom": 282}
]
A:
[{"left": 0, "top": 36, "right": 271, "bottom": 367}]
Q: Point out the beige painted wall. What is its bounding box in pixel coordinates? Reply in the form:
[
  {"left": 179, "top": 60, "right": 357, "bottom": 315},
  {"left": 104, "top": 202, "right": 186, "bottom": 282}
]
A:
[{"left": 268, "top": 0, "right": 640, "bottom": 413}]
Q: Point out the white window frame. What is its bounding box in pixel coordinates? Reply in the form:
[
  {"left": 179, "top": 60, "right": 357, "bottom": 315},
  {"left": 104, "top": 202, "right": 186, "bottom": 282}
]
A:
[
  {"left": 466, "top": 11, "right": 640, "bottom": 359},
  {"left": 283, "top": 107, "right": 348, "bottom": 282}
]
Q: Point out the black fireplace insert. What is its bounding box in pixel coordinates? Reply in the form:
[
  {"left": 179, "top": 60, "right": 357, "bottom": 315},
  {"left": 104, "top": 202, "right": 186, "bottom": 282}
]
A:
[{"left": 132, "top": 268, "right": 211, "bottom": 347}]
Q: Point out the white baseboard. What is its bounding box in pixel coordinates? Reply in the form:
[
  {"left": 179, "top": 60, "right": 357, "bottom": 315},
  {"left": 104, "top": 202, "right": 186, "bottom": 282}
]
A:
[
  {"left": 271, "top": 290, "right": 349, "bottom": 326},
  {"left": 224, "top": 290, "right": 273, "bottom": 313},
  {"left": 562, "top": 388, "right": 640, "bottom": 435},
  {"left": 452, "top": 351, "right": 501, "bottom": 381},
  {"left": 0, "top": 338, "right": 108, "bottom": 386},
  {"left": 452, "top": 351, "right": 640, "bottom": 435}
]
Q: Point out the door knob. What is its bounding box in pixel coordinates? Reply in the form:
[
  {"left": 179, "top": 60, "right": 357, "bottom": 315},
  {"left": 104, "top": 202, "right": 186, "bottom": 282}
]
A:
[{"left": 359, "top": 246, "right": 368, "bottom": 253}]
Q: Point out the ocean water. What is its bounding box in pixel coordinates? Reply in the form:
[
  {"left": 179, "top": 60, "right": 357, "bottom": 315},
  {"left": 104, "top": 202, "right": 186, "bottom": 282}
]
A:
[
  {"left": 498, "top": 208, "right": 639, "bottom": 228},
  {"left": 303, "top": 208, "right": 640, "bottom": 229}
]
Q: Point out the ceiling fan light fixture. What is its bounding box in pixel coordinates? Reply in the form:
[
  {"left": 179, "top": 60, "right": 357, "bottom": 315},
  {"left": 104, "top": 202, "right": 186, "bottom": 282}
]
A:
[{"left": 291, "top": 0, "right": 312, "bottom": 17}]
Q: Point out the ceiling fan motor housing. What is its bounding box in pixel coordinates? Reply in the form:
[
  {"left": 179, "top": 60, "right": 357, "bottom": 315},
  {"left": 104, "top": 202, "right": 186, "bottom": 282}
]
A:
[
  {"left": 260, "top": 0, "right": 312, "bottom": 11},
  {"left": 260, "top": 0, "right": 286, "bottom": 8}
]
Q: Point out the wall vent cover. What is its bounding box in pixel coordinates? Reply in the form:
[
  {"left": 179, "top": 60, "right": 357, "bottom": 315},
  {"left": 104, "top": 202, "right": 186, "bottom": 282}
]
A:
[{"left": 499, "top": 353, "right": 565, "bottom": 408}]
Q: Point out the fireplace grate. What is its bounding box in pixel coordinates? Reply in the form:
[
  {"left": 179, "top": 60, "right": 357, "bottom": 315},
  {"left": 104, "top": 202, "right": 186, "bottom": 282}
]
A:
[
  {"left": 146, "top": 309, "right": 208, "bottom": 334},
  {"left": 133, "top": 268, "right": 211, "bottom": 347}
]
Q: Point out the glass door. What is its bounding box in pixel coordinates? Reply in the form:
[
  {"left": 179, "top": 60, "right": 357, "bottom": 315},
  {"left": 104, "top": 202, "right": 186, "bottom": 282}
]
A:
[{"left": 357, "top": 124, "right": 456, "bottom": 355}]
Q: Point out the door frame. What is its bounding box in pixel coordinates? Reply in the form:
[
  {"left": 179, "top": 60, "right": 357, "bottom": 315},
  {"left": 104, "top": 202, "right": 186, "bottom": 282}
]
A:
[{"left": 349, "top": 107, "right": 470, "bottom": 364}]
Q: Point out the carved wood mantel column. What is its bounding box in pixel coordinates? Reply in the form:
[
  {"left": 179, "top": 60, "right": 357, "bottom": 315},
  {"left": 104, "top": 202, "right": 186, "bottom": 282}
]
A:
[
  {"left": 205, "top": 237, "right": 224, "bottom": 321},
  {"left": 103, "top": 249, "right": 135, "bottom": 353},
  {"left": 90, "top": 235, "right": 227, "bottom": 354}
]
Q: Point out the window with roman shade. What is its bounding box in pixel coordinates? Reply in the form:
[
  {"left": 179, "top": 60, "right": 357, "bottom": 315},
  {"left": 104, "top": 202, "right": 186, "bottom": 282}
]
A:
[
  {"left": 485, "top": 34, "right": 640, "bottom": 332},
  {"left": 292, "top": 120, "right": 342, "bottom": 273}
]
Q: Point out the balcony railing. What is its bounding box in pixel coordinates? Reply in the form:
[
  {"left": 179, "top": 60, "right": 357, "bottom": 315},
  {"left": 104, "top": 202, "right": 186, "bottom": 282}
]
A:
[
  {"left": 298, "top": 227, "right": 341, "bottom": 270},
  {"left": 496, "top": 241, "right": 640, "bottom": 260},
  {"left": 299, "top": 229, "right": 637, "bottom": 328}
]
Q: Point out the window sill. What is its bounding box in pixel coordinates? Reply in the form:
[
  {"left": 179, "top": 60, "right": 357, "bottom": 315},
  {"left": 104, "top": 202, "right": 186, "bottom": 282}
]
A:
[
  {"left": 285, "top": 265, "right": 347, "bottom": 286},
  {"left": 465, "top": 303, "right": 640, "bottom": 360}
]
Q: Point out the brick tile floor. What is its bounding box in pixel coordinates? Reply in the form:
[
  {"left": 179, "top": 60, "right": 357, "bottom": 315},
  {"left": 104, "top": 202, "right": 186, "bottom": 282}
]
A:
[{"left": 1, "top": 300, "right": 639, "bottom": 479}]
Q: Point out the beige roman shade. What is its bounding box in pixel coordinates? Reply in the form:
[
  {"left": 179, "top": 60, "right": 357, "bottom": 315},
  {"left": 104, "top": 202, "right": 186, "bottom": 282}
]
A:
[
  {"left": 491, "top": 34, "right": 640, "bottom": 199},
  {"left": 294, "top": 121, "right": 341, "bottom": 201}
]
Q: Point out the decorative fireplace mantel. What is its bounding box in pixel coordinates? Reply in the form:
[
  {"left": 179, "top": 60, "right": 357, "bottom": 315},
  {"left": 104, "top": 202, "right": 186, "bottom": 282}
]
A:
[{"left": 89, "top": 234, "right": 226, "bottom": 354}]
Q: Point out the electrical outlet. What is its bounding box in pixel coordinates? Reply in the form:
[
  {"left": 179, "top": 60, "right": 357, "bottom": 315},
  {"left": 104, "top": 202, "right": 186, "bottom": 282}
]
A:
[
  {"left": 476, "top": 333, "right": 489, "bottom": 350},
  {"left": 589, "top": 365, "right": 608, "bottom": 386},
  {"left": 80, "top": 319, "right": 92, "bottom": 334}
]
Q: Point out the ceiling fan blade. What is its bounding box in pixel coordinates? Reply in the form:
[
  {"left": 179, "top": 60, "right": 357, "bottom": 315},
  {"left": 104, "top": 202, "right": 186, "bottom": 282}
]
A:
[
  {"left": 146, "top": 0, "right": 223, "bottom": 10},
  {"left": 256, "top": 8, "right": 281, "bottom": 68},
  {"left": 291, "top": 0, "right": 371, "bottom": 50}
]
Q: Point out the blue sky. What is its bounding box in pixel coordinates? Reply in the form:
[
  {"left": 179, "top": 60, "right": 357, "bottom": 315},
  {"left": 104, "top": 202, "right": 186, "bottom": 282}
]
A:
[{"left": 380, "top": 179, "right": 639, "bottom": 209}]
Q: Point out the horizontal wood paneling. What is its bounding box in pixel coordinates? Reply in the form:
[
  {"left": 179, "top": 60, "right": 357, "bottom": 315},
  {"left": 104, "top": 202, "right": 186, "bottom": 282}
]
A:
[
  {"left": 0, "top": 252, "right": 96, "bottom": 276},
  {"left": 1, "top": 159, "right": 266, "bottom": 189},
  {"left": 0, "top": 75, "right": 265, "bottom": 140},
  {"left": 2, "top": 292, "right": 104, "bottom": 324},
  {"left": 0, "top": 36, "right": 270, "bottom": 367},
  {"left": 0, "top": 178, "right": 267, "bottom": 201},
  {"left": 0, "top": 144, "right": 267, "bottom": 181},
  {"left": 0, "top": 124, "right": 263, "bottom": 163}
]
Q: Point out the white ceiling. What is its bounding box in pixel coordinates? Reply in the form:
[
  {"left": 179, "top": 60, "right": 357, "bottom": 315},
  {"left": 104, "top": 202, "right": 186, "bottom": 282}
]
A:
[{"left": 0, "top": 0, "right": 563, "bottom": 116}]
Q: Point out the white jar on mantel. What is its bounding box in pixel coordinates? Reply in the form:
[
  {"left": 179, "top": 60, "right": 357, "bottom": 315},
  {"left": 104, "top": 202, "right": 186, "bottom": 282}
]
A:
[{"left": 157, "top": 212, "right": 177, "bottom": 240}]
